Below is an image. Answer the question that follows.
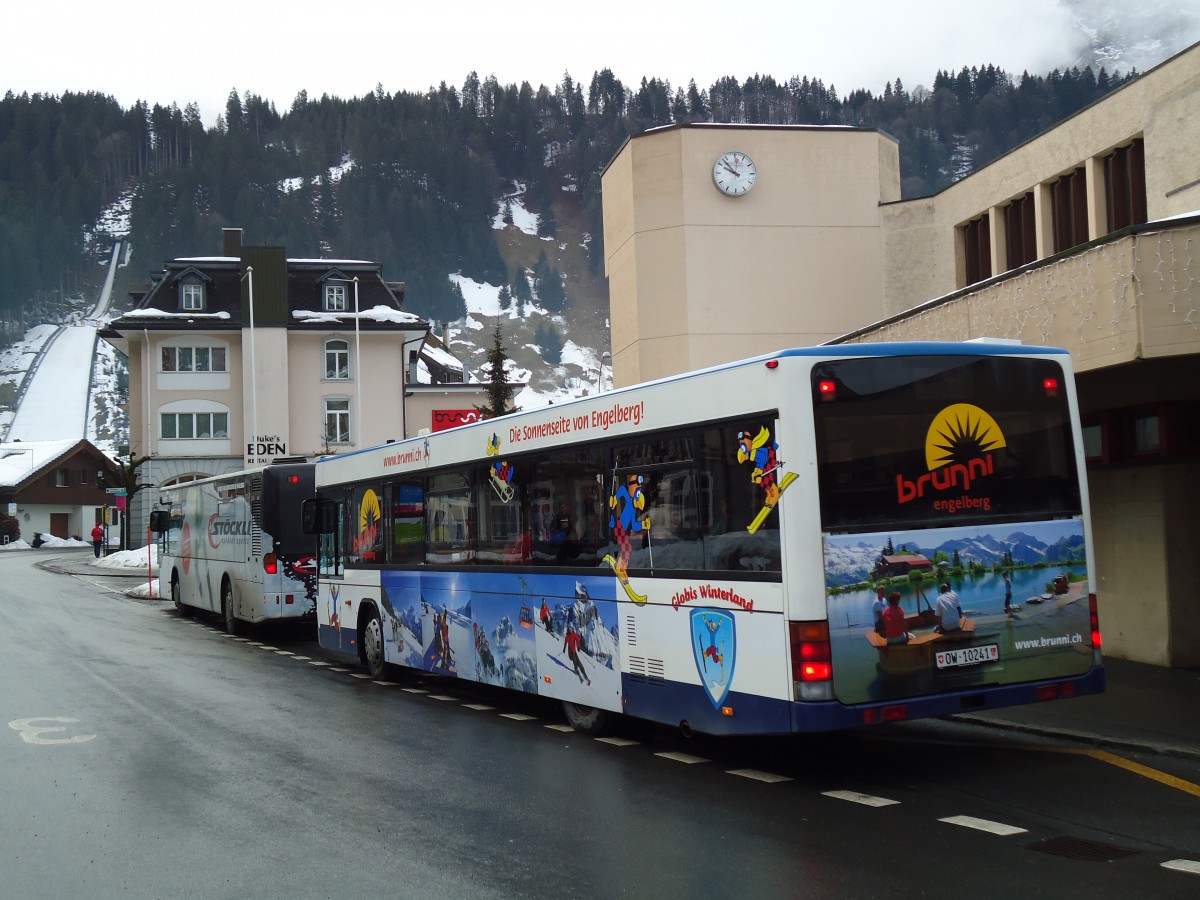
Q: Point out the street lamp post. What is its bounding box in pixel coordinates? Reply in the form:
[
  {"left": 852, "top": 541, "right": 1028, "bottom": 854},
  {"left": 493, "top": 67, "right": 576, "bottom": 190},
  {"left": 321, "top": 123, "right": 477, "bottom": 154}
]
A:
[
  {"left": 597, "top": 351, "right": 610, "bottom": 392},
  {"left": 243, "top": 266, "right": 258, "bottom": 459}
]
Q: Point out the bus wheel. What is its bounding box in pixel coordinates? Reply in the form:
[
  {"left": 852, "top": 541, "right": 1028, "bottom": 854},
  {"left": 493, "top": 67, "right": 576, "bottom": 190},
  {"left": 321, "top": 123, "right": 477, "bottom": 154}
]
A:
[
  {"left": 562, "top": 702, "right": 608, "bottom": 736},
  {"left": 361, "top": 608, "right": 385, "bottom": 678},
  {"left": 171, "top": 575, "right": 191, "bottom": 617},
  {"left": 222, "top": 581, "right": 239, "bottom": 635}
]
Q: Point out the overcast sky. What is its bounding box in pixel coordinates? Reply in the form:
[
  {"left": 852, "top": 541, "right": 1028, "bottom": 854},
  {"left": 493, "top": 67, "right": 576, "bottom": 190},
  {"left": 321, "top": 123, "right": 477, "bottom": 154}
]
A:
[{"left": 7, "top": 0, "right": 1198, "bottom": 126}]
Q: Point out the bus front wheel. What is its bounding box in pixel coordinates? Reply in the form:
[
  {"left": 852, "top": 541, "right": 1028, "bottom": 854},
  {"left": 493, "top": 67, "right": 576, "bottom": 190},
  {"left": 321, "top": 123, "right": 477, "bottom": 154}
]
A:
[
  {"left": 360, "top": 608, "right": 385, "bottom": 678},
  {"left": 562, "top": 702, "right": 609, "bottom": 736},
  {"left": 222, "top": 581, "right": 240, "bottom": 635}
]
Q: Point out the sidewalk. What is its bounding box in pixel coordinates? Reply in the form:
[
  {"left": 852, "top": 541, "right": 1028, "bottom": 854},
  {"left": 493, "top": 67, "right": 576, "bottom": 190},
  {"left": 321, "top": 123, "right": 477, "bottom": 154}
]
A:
[
  {"left": 31, "top": 554, "right": 1200, "bottom": 758},
  {"left": 37, "top": 551, "right": 154, "bottom": 580},
  {"left": 955, "top": 657, "right": 1200, "bottom": 760}
]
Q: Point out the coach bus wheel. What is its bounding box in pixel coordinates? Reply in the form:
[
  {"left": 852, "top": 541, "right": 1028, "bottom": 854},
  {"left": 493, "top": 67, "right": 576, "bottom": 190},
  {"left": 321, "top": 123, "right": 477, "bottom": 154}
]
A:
[
  {"left": 172, "top": 575, "right": 191, "bottom": 617},
  {"left": 361, "top": 608, "right": 385, "bottom": 678},
  {"left": 222, "top": 580, "right": 240, "bottom": 636},
  {"left": 562, "top": 702, "right": 608, "bottom": 736}
]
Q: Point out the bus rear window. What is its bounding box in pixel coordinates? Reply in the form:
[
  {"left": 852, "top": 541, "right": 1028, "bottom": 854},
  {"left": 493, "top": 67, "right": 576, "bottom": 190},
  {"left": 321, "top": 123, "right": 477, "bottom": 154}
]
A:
[{"left": 813, "top": 355, "right": 1082, "bottom": 531}]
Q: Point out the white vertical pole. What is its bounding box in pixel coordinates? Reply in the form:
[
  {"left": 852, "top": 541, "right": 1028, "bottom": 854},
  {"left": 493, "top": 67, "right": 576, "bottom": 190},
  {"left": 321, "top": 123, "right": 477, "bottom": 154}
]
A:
[
  {"left": 353, "top": 277, "right": 361, "bottom": 445},
  {"left": 246, "top": 266, "right": 258, "bottom": 461}
]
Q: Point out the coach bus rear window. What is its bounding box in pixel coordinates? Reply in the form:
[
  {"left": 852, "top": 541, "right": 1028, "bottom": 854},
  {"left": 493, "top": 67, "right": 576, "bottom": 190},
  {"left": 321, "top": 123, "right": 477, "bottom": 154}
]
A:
[{"left": 812, "top": 355, "right": 1082, "bottom": 531}]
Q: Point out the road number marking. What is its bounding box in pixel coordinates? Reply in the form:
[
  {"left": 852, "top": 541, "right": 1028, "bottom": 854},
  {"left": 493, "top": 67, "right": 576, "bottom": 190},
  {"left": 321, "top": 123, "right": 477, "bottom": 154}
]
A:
[{"left": 9, "top": 717, "right": 96, "bottom": 745}]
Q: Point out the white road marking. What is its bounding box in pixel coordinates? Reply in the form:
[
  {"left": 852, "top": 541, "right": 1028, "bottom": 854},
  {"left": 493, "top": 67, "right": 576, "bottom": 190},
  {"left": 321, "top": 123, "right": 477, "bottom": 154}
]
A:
[
  {"left": 291, "top": 655, "right": 311, "bottom": 660},
  {"left": 500, "top": 713, "right": 536, "bottom": 720},
  {"left": 939, "top": 815, "right": 1027, "bottom": 836},
  {"left": 257, "top": 645, "right": 278, "bottom": 651},
  {"left": 595, "top": 736, "right": 639, "bottom": 747},
  {"left": 1161, "top": 859, "right": 1200, "bottom": 875},
  {"left": 463, "top": 703, "right": 494, "bottom": 711},
  {"left": 275, "top": 651, "right": 295, "bottom": 656},
  {"left": 328, "top": 667, "right": 350, "bottom": 673},
  {"left": 401, "top": 688, "right": 429, "bottom": 694},
  {"left": 307, "top": 660, "right": 330, "bottom": 666},
  {"left": 373, "top": 681, "right": 397, "bottom": 687},
  {"left": 545, "top": 724, "right": 574, "bottom": 733},
  {"left": 349, "top": 673, "right": 372, "bottom": 679},
  {"left": 656, "top": 751, "right": 710, "bottom": 765},
  {"left": 429, "top": 694, "right": 458, "bottom": 701},
  {"left": 727, "top": 769, "right": 792, "bottom": 783},
  {"left": 822, "top": 790, "right": 900, "bottom": 807}
]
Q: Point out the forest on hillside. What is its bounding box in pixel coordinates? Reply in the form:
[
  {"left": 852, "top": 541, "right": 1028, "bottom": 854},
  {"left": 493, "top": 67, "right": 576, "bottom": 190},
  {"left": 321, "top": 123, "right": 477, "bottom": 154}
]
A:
[{"left": 0, "top": 63, "right": 1134, "bottom": 330}]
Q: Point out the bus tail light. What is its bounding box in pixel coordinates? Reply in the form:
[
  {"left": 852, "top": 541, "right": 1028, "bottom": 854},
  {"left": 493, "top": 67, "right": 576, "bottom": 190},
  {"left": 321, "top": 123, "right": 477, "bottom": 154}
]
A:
[
  {"left": 791, "top": 620, "right": 833, "bottom": 701},
  {"left": 817, "top": 379, "right": 837, "bottom": 401},
  {"left": 1089, "top": 593, "right": 1102, "bottom": 649},
  {"left": 263, "top": 553, "right": 278, "bottom": 575}
]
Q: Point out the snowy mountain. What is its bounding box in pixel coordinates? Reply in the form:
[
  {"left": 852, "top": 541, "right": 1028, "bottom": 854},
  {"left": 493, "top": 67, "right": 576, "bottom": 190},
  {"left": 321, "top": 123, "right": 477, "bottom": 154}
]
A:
[{"left": 1064, "top": 0, "right": 1199, "bottom": 75}]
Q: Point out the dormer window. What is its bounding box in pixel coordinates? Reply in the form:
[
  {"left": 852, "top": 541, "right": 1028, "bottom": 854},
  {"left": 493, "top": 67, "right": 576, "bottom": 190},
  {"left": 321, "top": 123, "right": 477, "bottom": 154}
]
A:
[
  {"left": 325, "top": 284, "right": 347, "bottom": 311},
  {"left": 181, "top": 282, "right": 205, "bottom": 311}
]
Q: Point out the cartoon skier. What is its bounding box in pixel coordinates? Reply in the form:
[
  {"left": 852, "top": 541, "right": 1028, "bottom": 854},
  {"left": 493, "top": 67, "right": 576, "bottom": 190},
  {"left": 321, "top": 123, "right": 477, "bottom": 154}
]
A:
[
  {"left": 602, "top": 472, "right": 649, "bottom": 604},
  {"left": 485, "top": 434, "right": 514, "bottom": 501},
  {"left": 736, "top": 426, "right": 799, "bottom": 534},
  {"left": 699, "top": 614, "right": 725, "bottom": 676}
]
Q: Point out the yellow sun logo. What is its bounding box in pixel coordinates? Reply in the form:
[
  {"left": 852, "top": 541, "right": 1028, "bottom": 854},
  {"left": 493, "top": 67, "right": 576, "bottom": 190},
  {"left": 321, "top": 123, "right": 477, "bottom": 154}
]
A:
[
  {"left": 925, "top": 404, "right": 1006, "bottom": 470},
  {"left": 360, "top": 489, "right": 382, "bottom": 533}
]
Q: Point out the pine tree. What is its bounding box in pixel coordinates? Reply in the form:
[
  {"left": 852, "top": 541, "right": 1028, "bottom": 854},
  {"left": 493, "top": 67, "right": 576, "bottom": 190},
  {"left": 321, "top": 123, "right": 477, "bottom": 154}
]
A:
[{"left": 476, "top": 320, "right": 519, "bottom": 419}]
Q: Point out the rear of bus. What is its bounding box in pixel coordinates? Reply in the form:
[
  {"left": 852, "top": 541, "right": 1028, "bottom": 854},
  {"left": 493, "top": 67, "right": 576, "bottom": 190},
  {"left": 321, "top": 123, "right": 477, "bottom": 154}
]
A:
[
  {"left": 799, "top": 344, "right": 1103, "bottom": 730},
  {"left": 259, "top": 464, "right": 318, "bottom": 621}
]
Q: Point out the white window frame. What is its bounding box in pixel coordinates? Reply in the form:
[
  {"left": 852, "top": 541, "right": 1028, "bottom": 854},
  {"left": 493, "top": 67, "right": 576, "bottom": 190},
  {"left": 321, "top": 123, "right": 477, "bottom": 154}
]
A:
[
  {"left": 161, "top": 411, "right": 230, "bottom": 440},
  {"left": 324, "top": 397, "right": 351, "bottom": 444},
  {"left": 161, "top": 345, "right": 228, "bottom": 373},
  {"left": 324, "top": 338, "right": 350, "bottom": 380},
  {"left": 181, "top": 282, "right": 205, "bottom": 311},
  {"left": 325, "top": 283, "right": 347, "bottom": 312}
]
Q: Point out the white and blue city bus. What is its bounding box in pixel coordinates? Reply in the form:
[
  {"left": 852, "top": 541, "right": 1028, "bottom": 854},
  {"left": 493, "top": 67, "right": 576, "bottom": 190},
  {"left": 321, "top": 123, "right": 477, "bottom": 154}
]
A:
[
  {"left": 157, "top": 463, "right": 317, "bottom": 634},
  {"left": 304, "top": 343, "right": 1103, "bottom": 735}
]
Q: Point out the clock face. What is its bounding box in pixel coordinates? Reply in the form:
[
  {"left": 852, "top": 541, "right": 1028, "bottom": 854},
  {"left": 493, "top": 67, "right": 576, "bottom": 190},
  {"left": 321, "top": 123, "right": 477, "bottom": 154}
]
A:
[{"left": 712, "top": 151, "right": 757, "bottom": 195}]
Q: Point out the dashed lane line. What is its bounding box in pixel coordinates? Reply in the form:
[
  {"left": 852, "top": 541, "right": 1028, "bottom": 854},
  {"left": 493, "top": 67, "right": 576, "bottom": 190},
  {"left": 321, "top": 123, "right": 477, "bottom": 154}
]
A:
[
  {"left": 464, "top": 704, "right": 495, "bottom": 711},
  {"left": 545, "top": 724, "right": 574, "bottom": 733},
  {"left": 429, "top": 694, "right": 458, "bottom": 701},
  {"left": 727, "top": 769, "right": 792, "bottom": 784},
  {"left": 595, "top": 737, "right": 639, "bottom": 747},
  {"left": 307, "top": 660, "right": 330, "bottom": 666},
  {"left": 401, "top": 688, "right": 429, "bottom": 694},
  {"left": 656, "top": 751, "right": 710, "bottom": 765},
  {"left": 822, "top": 790, "right": 900, "bottom": 807},
  {"left": 939, "top": 815, "right": 1027, "bottom": 836},
  {"left": 500, "top": 713, "right": 537, "bottom": 721},
  {"left": 350, "top": 673, "right": 373, "bottom": 679}
]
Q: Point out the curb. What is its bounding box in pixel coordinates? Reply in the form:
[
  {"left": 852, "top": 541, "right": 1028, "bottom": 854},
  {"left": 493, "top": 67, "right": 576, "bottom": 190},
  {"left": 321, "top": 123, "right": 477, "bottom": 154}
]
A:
[
  {"left": 36, "top": 557, "right": 151, "bottom": 579},
  {"left": 953, "top": 713, "right": 1200, "bottom": 762}
]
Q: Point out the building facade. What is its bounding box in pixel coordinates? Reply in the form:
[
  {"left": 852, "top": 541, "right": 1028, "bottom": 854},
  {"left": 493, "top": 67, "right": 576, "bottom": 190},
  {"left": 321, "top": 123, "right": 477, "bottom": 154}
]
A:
[
  {"left": 601, "top": 44, "right": 1200, "bottom": 666},
  {"left": 0, "top": 439, "right": 122, "bottom": 545},
  {"left": 102, "top": 229, "right": 452, "bottom": 544}
]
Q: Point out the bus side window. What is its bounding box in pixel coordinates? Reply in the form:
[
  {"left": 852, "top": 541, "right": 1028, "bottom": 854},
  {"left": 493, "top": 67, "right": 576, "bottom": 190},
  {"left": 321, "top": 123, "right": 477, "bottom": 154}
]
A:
[
  {"left": 426, "top": 472, "right": 473, "bottom": 564},
  {"left": 388, "top": 480, "right": 425, "bottom": 565}
]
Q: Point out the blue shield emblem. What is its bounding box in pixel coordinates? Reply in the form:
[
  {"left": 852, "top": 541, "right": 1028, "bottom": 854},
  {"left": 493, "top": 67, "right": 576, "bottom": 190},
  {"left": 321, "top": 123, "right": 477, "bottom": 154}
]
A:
[{"left": 691, "top": 610, "right": 736, "bottom": 709}]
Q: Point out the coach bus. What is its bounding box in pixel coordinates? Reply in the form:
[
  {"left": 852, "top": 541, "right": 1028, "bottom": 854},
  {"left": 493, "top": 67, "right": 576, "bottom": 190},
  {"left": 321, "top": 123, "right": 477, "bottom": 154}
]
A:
[
  {"left": 155, "top": 463, "right": 317, "bottom": 634},
  {"left": 304, "top": 342, "right": 1103, "bottom": 735}
]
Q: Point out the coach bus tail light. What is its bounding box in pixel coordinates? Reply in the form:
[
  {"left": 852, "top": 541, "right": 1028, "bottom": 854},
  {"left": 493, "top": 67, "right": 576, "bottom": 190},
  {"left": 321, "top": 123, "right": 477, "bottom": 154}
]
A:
[
  {"left": 1089, "top": 593, "right": 1102, "bottom": 662},
  {"left": 790, "top": 620, "right": 834, "bottom": 701},
  {"left": 263, "top": 553, "right": 278, "bottom": 575}
]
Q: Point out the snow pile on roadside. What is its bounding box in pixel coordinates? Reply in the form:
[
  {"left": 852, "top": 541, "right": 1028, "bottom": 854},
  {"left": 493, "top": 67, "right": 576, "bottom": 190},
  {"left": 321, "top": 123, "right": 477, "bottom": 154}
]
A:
[{"left": 93, "top": 544, "right": 159, "bottom": 575}]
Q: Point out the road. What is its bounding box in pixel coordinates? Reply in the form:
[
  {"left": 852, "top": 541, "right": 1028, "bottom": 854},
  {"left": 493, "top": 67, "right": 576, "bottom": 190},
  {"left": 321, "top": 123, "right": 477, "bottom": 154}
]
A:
[{"left": 2, "top": 552, "right": 1197, "bottom": 899}]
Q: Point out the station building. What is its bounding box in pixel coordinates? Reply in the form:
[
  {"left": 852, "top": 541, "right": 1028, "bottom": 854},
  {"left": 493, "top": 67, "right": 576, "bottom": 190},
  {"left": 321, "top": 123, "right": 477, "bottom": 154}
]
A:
[{"left": 602, "top": 43, "right": 1200, "bottom": 666}]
